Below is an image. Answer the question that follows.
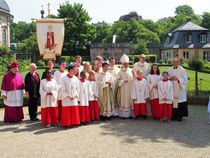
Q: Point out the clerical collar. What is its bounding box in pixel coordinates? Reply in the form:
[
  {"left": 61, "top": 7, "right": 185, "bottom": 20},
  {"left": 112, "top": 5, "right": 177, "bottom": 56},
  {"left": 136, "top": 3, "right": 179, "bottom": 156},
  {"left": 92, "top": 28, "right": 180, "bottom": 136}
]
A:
[
  {"left": 46, "top": 78, "right": 52, "bottom": 81},
  {"left": 59, "top": 69, "right": 65, "bottom": 73},
  {"left": 80, "top": 79, "right": 85, "bottom": 82},
  {"left": 137, "top": 77, "right": 142, "bottom": 81},
  {"left": 67, "top": 74, "right": 73, "bottom": 78},
  {"left": 162, "top": 79, "right": 168, "bottom": 82}
]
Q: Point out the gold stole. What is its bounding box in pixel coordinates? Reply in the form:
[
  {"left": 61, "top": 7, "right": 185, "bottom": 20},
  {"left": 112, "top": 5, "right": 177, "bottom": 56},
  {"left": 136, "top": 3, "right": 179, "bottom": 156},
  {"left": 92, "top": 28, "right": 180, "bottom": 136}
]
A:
[{"left": 172, "top": 67, "right": 182, "bottom": 108}]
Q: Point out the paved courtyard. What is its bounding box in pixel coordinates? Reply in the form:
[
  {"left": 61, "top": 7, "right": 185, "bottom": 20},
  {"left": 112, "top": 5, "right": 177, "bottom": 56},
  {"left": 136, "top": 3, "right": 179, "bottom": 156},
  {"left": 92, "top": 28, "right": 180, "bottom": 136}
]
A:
[{"left": 0, "top": 105, "right": 210, "bottom": 158}]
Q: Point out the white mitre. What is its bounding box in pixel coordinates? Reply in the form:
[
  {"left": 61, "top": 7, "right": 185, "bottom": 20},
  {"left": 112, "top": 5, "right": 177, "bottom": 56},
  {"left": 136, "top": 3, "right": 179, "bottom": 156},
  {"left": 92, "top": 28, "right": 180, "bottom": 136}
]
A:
[{"left": 120, "top": 54, "right": 129, "bottom": 63}]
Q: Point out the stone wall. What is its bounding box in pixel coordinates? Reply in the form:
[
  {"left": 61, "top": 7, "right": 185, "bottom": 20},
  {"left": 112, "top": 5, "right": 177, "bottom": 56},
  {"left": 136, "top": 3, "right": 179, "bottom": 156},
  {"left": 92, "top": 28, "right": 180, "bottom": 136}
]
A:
[{"left": 90, "top": 43, "right": 135, "bottom": 63}]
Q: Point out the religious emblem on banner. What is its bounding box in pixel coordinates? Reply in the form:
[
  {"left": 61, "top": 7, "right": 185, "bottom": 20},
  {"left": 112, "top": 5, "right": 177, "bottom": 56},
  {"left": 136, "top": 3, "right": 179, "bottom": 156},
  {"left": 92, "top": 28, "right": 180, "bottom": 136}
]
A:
[{"left": 36, "top": 19, "right": 65, "bottom": 60}]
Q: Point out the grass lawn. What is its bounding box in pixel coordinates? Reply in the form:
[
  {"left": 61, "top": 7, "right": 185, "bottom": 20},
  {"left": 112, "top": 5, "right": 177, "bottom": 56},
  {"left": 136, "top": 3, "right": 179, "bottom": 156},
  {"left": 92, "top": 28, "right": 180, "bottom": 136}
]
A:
[
  {"left": 0, "top": 66, "right": 209, "bottom": 92},
  {"left": 159, "top": 66, "right": 210, "bottom": 92}
]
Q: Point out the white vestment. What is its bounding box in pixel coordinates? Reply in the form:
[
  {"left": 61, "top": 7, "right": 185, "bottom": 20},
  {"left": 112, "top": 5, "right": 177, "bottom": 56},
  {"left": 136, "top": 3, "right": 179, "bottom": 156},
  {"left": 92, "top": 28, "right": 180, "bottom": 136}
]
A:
[
  {"left": 133, "top": 62, "right": 151, "bottom": 78},
  {"left": 147, "top": 74, "right": 162, "bottom": 100},
  {"left": 39, "top": 79, "right": 59, "bottom": 108},
  {"left": 158, "top": 80, "right": 174, "bottom": 104},
  {"left": 168, "top": 66, "right": 188, "bottom": 108},
  {"left": 61, "top": 75, "right": 80, "bottom": 106},
  {"left": 131, "top": 78, "right": 149, "bottom": 104},
  {"left": 118, "top": 67, "right": 133, "bottom": 118},
  {"left": 54, "top": 70, "right": 68, "bottom": 100}
]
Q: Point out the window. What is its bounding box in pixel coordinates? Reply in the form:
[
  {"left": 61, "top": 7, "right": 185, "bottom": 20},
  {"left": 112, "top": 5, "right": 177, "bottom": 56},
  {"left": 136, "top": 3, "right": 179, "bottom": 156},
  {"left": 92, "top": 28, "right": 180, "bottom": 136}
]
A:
[
  {"left": 186, "top": 35, "right": 192, "bottom": 43},
  {"left": 203, "top": 51, "right": 210, "bottom": 61},
  {"left": 200, "top": 34, "right": 207, "bottom": 43},
  {"left": 2, "top": 29, "right": 7, "bottom": 45},
  {"left": 183, "top": 51, "right": 189, "bottom": 59}
]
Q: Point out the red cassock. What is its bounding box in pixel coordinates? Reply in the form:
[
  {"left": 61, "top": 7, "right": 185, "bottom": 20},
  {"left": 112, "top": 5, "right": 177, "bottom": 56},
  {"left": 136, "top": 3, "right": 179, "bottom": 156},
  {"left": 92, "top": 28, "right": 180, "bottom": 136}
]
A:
[
  {"left": 57, "top": 100, "right": 62, "bottom": 123},
  {"left": 150, "top": 98, "right": 161, "bottom": 119},
  {"left": 61, "top": 106, "right": 80, "bottom": 126},
  {"left": 134, "top": 103, "right": 147, "bottom": 116},
  {"left": 89, "top": 100, "right": 100, "bottom": 121},
  {"left": 1, "top": 71, "right": 24, "bottom": 123},
  {"left": 41, "top": 107, "right": 58, "bottom": 125},
  {"left": 40, "top": 79, "right": 59, "bottom": 126},
  {"left": 78, "top": 79, "right": 90, "bottom": 123},
  {"left": 159, "top": 104, "right": 172, "bottom": 119},
  {"left": 60, "top": 75, "right": 81, "bottom": 127}
]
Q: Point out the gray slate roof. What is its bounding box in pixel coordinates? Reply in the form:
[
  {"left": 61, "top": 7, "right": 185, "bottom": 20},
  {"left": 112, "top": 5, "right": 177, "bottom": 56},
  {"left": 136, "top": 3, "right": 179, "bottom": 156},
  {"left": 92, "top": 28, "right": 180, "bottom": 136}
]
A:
[
  {"left": 171, "top": 21, "right": 208, "bottom": 33},
  {"left": 0, "top": 0, "right": 10, "bottom": 13},
  {"left": 163, "top": 21, "right": 210, "bottom": 49}
]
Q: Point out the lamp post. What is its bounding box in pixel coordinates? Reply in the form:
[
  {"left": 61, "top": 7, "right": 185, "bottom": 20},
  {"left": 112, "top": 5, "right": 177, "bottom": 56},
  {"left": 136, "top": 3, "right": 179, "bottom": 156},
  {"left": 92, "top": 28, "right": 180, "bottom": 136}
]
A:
[{"left": 40, "top": 5, "right": 45, "bottom": 18}]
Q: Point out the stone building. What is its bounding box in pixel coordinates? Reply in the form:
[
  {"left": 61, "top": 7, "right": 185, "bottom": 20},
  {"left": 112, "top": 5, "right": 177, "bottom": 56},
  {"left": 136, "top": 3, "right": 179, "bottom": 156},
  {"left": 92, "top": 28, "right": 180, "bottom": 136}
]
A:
[
  {"left": 0, "top": 0, "right": 13, "bottom": 46},
  {"left": 162, "top": 20, "right": 210, "bottom": 62},
  {"left": 90, "top": 43, "right": 135, "bottom": 63}
]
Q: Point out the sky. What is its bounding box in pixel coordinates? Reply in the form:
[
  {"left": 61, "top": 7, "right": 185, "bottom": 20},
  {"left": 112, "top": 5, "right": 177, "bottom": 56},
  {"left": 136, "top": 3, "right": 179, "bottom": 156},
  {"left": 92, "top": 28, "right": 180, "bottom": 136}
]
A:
[{"left": 6, "top": 0, "right": 210, "bottom": 24}]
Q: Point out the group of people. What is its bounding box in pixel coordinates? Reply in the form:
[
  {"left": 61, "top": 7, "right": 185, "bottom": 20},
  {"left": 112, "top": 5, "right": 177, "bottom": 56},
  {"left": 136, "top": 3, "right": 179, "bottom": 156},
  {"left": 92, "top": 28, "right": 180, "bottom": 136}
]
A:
[{"left": 1, "top": 53, "right": 188, "bottom": 127}]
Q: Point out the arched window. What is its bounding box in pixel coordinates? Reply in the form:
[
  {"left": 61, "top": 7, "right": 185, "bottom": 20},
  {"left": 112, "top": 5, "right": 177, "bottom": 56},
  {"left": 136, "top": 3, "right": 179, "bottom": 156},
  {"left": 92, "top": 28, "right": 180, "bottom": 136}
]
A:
[{"left": 2, "top": 29, "right": 7, "bottom": 45}]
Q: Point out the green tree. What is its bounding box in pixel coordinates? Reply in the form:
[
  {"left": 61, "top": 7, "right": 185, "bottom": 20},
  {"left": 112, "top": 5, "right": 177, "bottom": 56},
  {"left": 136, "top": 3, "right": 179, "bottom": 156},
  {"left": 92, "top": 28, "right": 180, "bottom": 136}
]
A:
[
  {"left": 92, "top": 22, "right": 111, "bottom": 43},
  {"left": 57, "top": 2, "right": 96, "bottom": 55},
  {"left": 187, "top": 58, "right": 204, "bottom": 96},
  {"left": 175, "top": 5, "right": 194, "bottom": 16},
  {"left": 11, "top": 21, "right": 36, "bottom": 43},
  {"left": 201, "top": 12, "right": 210, "bottom": 30},
  {"left": 104, "top": 18, "right": 160, "bottom": 45}
]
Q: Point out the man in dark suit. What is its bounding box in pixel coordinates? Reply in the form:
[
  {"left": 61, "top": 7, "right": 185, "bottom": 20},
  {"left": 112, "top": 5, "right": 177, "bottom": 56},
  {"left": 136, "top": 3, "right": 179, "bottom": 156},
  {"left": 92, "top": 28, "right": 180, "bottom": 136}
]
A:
[{"left": 25, "top": 63, "right": 40, "bottom": 121}]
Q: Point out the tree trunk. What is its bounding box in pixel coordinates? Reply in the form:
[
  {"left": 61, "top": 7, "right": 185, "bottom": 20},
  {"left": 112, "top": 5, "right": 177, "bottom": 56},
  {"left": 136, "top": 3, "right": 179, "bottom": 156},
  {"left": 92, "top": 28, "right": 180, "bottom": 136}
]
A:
[{"left": 195, "top": 70, "right": 198, "bottom": 96}]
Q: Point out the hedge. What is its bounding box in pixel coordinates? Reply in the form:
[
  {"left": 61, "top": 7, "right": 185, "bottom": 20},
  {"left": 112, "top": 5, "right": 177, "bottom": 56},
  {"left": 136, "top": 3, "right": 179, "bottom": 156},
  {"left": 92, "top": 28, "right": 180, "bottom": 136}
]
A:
[{"left": 128, "top": 54, "right": 157, "bottom": 63}]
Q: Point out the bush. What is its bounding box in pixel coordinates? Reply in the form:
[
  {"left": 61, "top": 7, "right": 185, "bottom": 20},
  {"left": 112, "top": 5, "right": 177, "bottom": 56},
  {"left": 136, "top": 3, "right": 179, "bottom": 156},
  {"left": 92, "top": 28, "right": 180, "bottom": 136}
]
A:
[
  {"left": 17, "top": 59, "right": 31, "bottom": 72},
  {"left": 128, "top": 54, "right": 157, "bottom": 63},
  {"left": 167, "top": 59, "right": 172, "bottom": 65},
  {"left": 36, "top": 60, "right": 45, "bottom": 67},
  {"left": 187, "top": 58, "right": 204, "bottom": 71},
  {"left": 146, "top": 54, "right": 157, "bottom": 63},
  {"left": 0, "top": 54, "right": 16, "bottom": 73},
  {"left": 159, "top": 59, "right": 163, "bottom": 64}
]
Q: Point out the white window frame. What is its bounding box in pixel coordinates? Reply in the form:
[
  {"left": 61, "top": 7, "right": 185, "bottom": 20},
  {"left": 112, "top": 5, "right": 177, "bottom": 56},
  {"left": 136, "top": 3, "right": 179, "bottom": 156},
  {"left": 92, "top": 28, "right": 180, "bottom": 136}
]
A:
[
  {"left": 200, "top": 34, "right": 207, "bottom": 43},
  {"left": 183, "top": 51, "right": 189, "bottom": 59},
  {"left": 203, "top": 51, "right": 210, "bottom": 61},
  {"left": 2, "top": 29, "right": 7, "bottom": 45},
  {"left": 186, "top": 34, "right": 192, "bottom": 43}
]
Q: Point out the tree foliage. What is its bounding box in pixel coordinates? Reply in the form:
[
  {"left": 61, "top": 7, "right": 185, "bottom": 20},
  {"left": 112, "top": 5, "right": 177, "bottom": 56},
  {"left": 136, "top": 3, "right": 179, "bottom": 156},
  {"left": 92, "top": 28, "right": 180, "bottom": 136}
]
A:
[
  {"left": 92, "top": 22, "right": 111, "bottom": 43},
  {"left": 201, "top": 12, "right": 210, "bottom": 30},
  {"left": 57, "top": 2, "right": 96, "bottom": 55},
  {"left": 175, "top": 5, "right": 194, "bottom": 16}
]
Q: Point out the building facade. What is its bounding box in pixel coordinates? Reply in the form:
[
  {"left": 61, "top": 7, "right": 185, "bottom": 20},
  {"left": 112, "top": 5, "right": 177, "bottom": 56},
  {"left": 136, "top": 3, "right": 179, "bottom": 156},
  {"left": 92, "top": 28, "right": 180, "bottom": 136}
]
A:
[
  {"left": 161, "top": 20, "right": 210, "bottom": 62},
  {"left": 90, "top": 43, "right": 135, "bottom": 62},
  {"left": 0, "top": 0, "right": 13, "bottom": 47}
]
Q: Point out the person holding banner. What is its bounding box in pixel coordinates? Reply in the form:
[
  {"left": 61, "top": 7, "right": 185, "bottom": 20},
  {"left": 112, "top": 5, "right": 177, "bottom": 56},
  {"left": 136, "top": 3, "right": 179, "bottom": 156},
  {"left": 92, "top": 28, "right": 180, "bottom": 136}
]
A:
[
  {"left": 61, "top": 65, "right": 81, "bottom": 127},
  {"left": 41, "top": 60, "right": 55, "bottom": 79},
  {"left": 1, "top": 61, "right": 24, "bottom": 123}
]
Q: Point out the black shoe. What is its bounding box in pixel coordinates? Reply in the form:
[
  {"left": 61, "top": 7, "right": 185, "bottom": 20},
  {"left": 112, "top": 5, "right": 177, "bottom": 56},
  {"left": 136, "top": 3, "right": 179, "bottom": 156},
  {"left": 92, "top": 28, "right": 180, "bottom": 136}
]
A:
[
  {"left": 143, "top": 116, "right": 147, "bottom": 120},
  {"left": 31, "top": 118, "right": 40, "bottom": 121},
  {"left": 100, "top": 116, "right": 106, "bottom": 121}
]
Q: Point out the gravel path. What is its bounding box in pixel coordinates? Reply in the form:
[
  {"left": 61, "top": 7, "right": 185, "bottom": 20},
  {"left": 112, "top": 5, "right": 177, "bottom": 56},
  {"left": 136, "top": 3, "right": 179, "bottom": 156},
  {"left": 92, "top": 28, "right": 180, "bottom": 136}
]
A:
[{"left": 0, "top": 105, "right": 210, "bottom": 158}]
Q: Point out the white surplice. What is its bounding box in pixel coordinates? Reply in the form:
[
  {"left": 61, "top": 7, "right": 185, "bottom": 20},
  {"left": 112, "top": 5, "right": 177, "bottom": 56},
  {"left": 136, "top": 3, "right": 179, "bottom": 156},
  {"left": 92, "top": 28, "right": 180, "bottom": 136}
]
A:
[
  {"left": 158, "top": 80, "right": 174, "bottom": 104},
  {"left": 39, "top": 79, "right": 59, "bottom": 108},
  {"left": 54, "top": 70, "right": 68, "bottom": 100}
]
